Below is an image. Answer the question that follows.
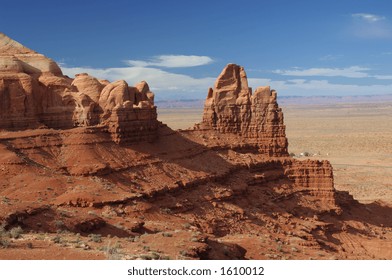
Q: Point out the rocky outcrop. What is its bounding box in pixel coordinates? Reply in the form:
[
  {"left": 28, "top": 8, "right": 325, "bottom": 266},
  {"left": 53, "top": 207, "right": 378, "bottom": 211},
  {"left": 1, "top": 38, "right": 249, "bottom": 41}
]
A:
[
  {"left": 284, "top": 159, "right": 338, "bottom": 212},
  {"left": 0, "top": 32, "right": 62, "bottom": 75},
  {"left": 195, "top": 63, "right": 336, "bottom": 212},
  {"left": 200, "top": 64, "right": 288, "bottom": 156},
  {"left": 0, "top": 33, "right": 158, "bottom": 143}
]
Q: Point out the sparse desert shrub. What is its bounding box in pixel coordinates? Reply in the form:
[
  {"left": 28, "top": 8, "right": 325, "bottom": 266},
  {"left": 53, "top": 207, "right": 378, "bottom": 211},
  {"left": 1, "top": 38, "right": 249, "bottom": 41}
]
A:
[
  {"left": 9, "top": 226, "right": 23, "bottom": 239},
  {"left": 89, "top": 234, "right": 102, "bottom": 243},
  {"left": 179, "top": 250, "right": 189, "bottom": 257},
  {"left": 150, "top": 252, "right": 161, "bottom": 260},
  {"left": 143, "top": 245, "right": 150, "bottom": 251},
  {"left": 162, "top": 232, "right": 173, "bottom": 237},
  {"left": 289, "top": 152, "right": 295, "bottom": 157},
  {"left": 160, "top": 207, "right": 172, "bottom": 214},
  {"left": 88, "top": 211, "right": 97, "bottom": 216},
  {"left": 0, "top": 225, "right": 8, "bottom": 237},
  {"left": 0, "top": 239, "right": 10, "bottom": 248},
  {"left": 105, "top": 241, "right": 121, "bottom": 260},
  {"left": 52, "top": 236, "right": 61, "bottom": 244},
  {"left": 301, "top": 151, "right": 310, "bottom": 157},
  {"left": 1, "top": 196, "right": 10, "bottom": 205},
  {"left": 54, "top": 220, "right": 65, "bottom": 229},
  {"left": 115, "top": 224, "right": 125, "bottom": 230},
  {"left": 138, "top": 254, "right": 152, "bottom": 260},
  {"left": 182, "top": 223, "right": 191, "bottom": 229}
]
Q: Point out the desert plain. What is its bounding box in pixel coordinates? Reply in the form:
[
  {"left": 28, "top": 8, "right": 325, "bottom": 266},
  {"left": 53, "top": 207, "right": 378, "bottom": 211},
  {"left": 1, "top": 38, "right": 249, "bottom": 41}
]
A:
[{"left": 159, "top": 99, "right": 392, "bottom": 205}]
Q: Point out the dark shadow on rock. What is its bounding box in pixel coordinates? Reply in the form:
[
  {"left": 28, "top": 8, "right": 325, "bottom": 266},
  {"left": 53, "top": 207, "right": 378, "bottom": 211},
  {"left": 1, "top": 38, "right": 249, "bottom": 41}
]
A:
[{"left": 204, "top": 239, "right": 247, "bottom": 260}]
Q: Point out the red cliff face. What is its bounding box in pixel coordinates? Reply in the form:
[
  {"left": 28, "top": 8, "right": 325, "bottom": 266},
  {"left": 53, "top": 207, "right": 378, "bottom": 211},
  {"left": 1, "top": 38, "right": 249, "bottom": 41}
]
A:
[
  {"left": 200, "top": 64, "right": 288, "bottom": 156},
  {"left": 0, "top": 33, "right": 158, "bottom": 143}
]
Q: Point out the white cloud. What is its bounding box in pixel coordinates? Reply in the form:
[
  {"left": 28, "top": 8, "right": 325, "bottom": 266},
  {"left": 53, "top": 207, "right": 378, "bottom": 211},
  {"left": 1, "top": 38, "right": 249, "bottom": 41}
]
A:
[
  {"left": 125, "top": 55, "right": 213, "bottom": 68},
  {"left": 319, "top": 54, "right": 343, "bottom": 61},
  {"left": 352, "top": 13, "right": 386, "bottom": 22},
  {"left": 61, "top": 65, "right": 215, "bottom": 95},
  {"left": 60, "top": 63, "right": 392, "bottom": 99},
  {"left": 268, "top": 79, "right": 392, "bottom": 96},
  {"left": 374, "top": 75, "right": 392, "bottom": 80},
  {"left": 274, "top": 66, "right": 370, "bottom": 78},
  {"left": 349, "top": 13, "right": 392, "bottom": 39}
]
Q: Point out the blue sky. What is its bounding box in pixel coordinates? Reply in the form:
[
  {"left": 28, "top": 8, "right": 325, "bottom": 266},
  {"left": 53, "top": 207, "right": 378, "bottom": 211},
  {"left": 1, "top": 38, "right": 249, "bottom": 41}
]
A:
[{"left": 2, "top": 0, "right": 392, "bottom": 100}]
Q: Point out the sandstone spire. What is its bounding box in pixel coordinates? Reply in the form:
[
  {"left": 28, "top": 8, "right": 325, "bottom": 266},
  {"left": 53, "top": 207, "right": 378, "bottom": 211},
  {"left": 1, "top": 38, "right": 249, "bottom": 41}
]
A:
[{"left": 201, "top": 63, "right": 288, "bottom": 156}]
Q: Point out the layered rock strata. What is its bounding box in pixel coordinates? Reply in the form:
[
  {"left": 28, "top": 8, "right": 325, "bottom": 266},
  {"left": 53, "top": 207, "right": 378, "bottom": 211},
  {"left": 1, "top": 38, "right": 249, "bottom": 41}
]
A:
[
  {"left": 0, "top": 32, "right": 158, "bottom": 143},
  {"left": 200, "top": 64, "right": 288, "bottom": 156},
  {"left": 195, "top": 63, "right": 337, "bottom": 211}
]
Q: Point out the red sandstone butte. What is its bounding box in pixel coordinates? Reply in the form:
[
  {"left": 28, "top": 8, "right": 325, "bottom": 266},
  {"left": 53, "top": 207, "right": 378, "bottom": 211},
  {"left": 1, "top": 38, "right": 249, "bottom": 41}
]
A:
[
  {"left": 1, "top": 33, "right": 391, "bottom": 260},
  {"left": 0, "top": 32, "right": 158, "bottom": 143}
]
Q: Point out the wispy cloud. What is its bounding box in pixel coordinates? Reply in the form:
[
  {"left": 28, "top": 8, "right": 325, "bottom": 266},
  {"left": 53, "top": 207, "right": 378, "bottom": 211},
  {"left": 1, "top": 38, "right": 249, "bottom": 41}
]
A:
[
  {"left": 352, "top": 13, "right": 386, "bottom": 23},
  {"left": 268, "top": 79, "right": 392, "bottom": 96},
  {"left": 374, "top": 75, "right": 392, "bottom": 80},
  {"left": 349, "top": 13, "right": 391, "bottom": 39},
  {"left": 125, "top": 55, "right": 213, "bottom": 68},
  {"left": 319, "top": 54, "right": 343, "bottom": 61},
  {"left": 273, "top": 66, "right": 370, "bottom": 78},
  {"left": 60, "top": 62, "right": 392, "bottom": 99},
  {"left": 61, "top": 64, "right": 215, "bottom": 96}
]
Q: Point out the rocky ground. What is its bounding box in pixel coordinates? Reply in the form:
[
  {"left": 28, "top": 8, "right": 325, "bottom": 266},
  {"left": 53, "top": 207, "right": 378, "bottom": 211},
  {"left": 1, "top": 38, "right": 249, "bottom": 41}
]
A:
[{"left": 1, "top": 124, "right": 391, "bottom": 260}]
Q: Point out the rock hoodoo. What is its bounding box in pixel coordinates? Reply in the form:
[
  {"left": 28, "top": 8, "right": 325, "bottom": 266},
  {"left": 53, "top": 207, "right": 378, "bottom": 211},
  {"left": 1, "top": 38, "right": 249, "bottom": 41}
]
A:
[
  {"left": 194, "top": 63, "right": 338, "bottom": 211},
  {"left": 200, "top": 64, "right": 288, "bottom": 156},
  {"left": 0, "top": 32, "right": 158, "bottom": 143}
]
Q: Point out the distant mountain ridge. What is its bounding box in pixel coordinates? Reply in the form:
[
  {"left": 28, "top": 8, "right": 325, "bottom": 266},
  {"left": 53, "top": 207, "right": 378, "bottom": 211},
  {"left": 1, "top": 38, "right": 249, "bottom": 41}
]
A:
[{"left": 156, "top": 94, "right": 392, "bottom": 108}]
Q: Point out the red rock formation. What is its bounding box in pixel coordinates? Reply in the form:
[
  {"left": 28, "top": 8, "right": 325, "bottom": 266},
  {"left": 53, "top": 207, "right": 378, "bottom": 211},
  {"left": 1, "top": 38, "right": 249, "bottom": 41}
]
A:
[
  {"left": 196, "top": 63, "right": 337, "bottom": 212},
  {"left": 2, "top": 35, "right": 388, "bottom": 261},
  {"left": 0, "top": 33, "right": 158, "bottom": 143},
  {"left": 200, "top": 64, "right": 288, "bottom": 156},
  {"left": 284, "top": 159, "right": 338, "bottom": 212}
]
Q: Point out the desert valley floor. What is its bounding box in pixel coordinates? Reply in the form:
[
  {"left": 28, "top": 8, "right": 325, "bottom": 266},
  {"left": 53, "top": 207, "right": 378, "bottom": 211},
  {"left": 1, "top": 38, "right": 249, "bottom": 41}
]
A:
[{"left": 159, "top": 101, "right": 392, "bottom": 205}]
